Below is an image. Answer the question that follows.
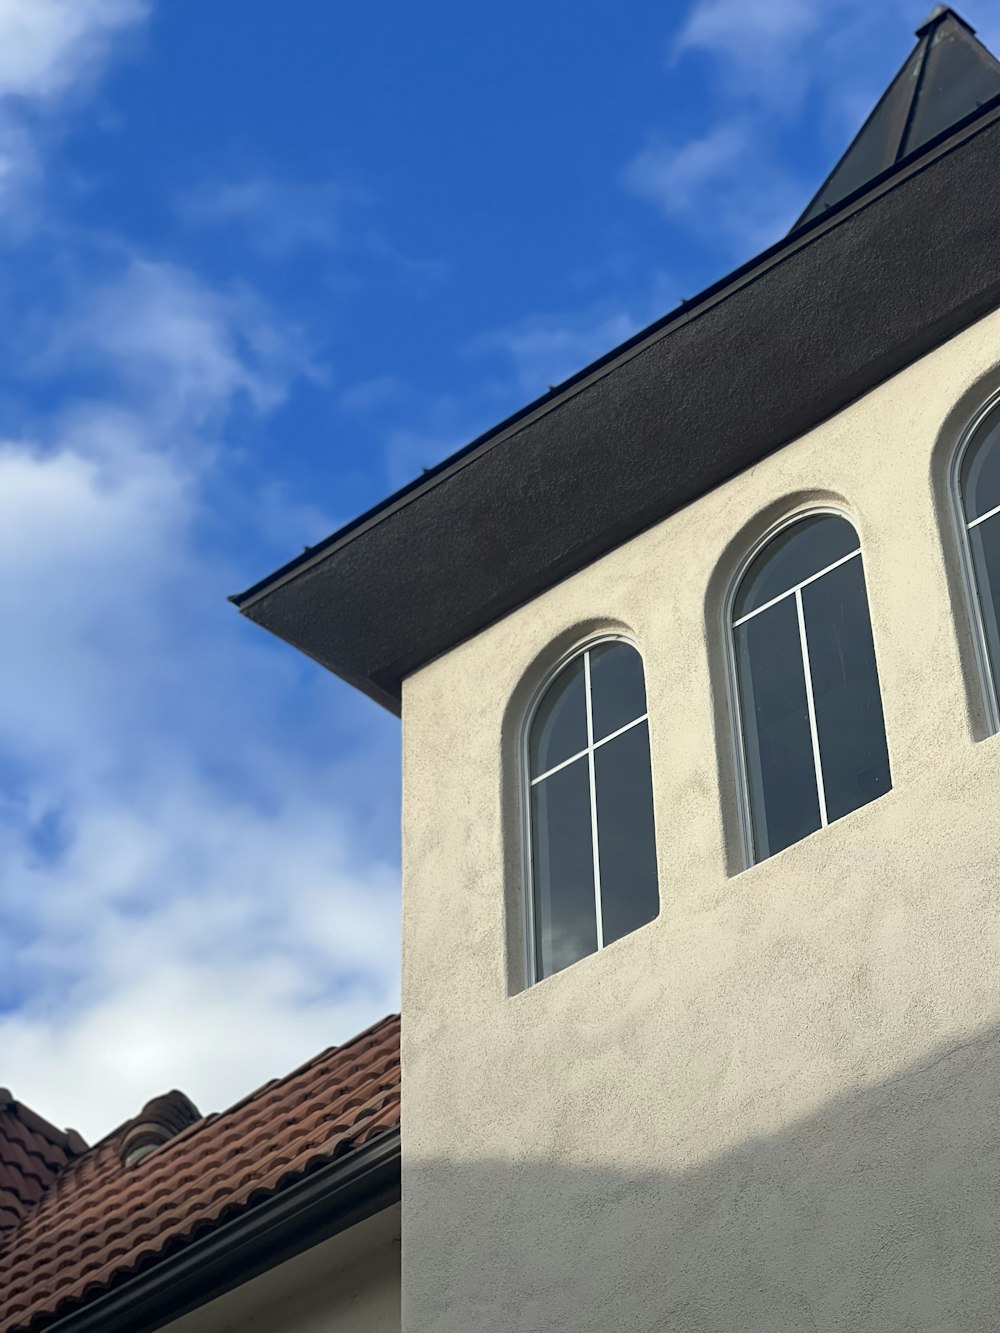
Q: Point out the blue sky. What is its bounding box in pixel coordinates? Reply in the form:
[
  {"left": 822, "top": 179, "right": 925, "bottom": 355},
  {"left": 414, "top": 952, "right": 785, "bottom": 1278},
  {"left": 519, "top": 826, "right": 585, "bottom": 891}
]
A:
[{"left": 2, "top": 0, "right": 996, "bottom": 1140}]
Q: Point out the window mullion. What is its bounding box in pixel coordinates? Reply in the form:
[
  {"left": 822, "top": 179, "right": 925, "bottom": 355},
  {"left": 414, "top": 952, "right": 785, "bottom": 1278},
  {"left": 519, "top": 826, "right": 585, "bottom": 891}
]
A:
[
  {"left": 530, "top": 744, "right": 591, "bottom": 786},
  {"left": 591, "top": 711, "right": 648, "bottom": 754},
  {"left": 583, "top": 651, "right": 605, "bottom": 950},
  {"left": 733, "top": 548, "right": 861, "bottom": 627},
  {"left": 967, "top": 500, "right": 1000, "bottom": 531},
  {"left": 795, "top": 586, "right": 829, "bottom": 827}
]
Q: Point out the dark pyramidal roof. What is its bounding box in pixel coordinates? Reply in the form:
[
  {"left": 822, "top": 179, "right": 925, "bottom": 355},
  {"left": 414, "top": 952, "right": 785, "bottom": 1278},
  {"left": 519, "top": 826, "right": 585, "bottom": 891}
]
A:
[{"left": 795, "top": 5, "right": 1000, "bottom": 229}]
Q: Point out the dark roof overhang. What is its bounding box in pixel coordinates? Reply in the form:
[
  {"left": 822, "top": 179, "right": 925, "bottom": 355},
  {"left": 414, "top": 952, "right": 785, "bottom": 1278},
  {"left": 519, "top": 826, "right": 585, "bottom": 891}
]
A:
[{"left": 233, "top": 94, "right": 1000, "bottom": 715}]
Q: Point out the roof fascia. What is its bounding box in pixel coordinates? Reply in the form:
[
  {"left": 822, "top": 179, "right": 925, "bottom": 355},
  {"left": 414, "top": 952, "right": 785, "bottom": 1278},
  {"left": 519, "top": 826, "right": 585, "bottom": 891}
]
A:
[
  {"left": 234, "top": 90, "right": 1000, "bottom": 621},
  {"left": 38, "top": 1128, "right": 401, "bottom": 1333},
  {"left": 235, "top": 94, "right": 1000, "bottom": 714}
]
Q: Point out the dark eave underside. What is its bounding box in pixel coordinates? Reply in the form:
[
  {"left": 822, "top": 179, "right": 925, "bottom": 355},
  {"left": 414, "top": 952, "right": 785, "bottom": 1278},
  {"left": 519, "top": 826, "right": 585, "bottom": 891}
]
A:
[{"left": 235, "top": 95, "right": 1000, "bottom": 714}]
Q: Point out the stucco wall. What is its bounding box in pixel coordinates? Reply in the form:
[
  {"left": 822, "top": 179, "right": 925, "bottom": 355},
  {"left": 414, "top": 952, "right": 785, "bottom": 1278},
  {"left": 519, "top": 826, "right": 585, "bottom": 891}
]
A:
[
  {"left": 400, "top": 308, "right": 1000, "bottom": 1332},
  {"left": 162, "top": 1204, "right": 400, "bottom": 1333}
]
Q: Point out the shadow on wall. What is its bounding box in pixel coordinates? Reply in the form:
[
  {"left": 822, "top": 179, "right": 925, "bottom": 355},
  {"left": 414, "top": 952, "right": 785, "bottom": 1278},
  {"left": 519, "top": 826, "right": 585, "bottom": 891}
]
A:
[{"left": 404, "top": 1026, "right": 1000, "bottom": 1333}]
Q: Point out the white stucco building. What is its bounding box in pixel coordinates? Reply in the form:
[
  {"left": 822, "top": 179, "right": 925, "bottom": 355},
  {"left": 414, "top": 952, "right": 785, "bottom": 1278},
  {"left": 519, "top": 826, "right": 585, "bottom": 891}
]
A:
[
  {"left": 244, "top": 9, "right": 1000, "bottom": 1330},
  {"left": 5, "top": 8, "right": 1000, "bottom": 1333}
]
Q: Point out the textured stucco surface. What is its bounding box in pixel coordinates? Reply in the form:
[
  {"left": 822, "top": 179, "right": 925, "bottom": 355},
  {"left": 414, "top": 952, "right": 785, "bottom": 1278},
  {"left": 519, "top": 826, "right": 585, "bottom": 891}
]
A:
[
  {"left": 400, "top": 308, "right": 1000, "bottom": 1332},
  {"left": 162, "top": 1205, "right": 400, "bottom": 1333}
]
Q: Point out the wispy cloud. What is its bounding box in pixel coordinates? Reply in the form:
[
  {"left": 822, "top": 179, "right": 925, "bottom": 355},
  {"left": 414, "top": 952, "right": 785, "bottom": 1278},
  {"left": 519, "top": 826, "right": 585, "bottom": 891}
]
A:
[
  {"left": 176, "top": 176, "right": 354, "bottom": 259},
  {"left": 0, "top": 0, "right": 148, "bottom": 222},
  {"left": 672, "top": 0, "right": 1000, "bottom": 135},
  {"left": 368, "top": 294, "right": 676, "bottom": 497},
  {"left": 672, "top": 0, "right": 891, "bottom": 107},
  {"left": 177, "top": 172, "right": 449, "bottom": 295},
  {"left": 471, "top": 306, "right": 643, "bottom": 399},
  {"left": 52, "top": 257, "right": 318, "bottom": 420},
  {"left": 0, "top": 0, "right": 147, "bottom": 100},
  {"left": 622, "top": 121, "right": 802, "bottom": 253},
  {"left": 0, "top": 2, "right": 402, "bottom": 1140},
  {"left": 340, "top": 374, "right": 401, "bottom": 414},
  {"left": 623, "top": 1, "right": 1000, "bottom": 260},
  {"left": 0, "top": 248, "right": 400, "bottom": 1139},
  {"left": 671, "top": 0, "right": 1000, "bottom": 103}
]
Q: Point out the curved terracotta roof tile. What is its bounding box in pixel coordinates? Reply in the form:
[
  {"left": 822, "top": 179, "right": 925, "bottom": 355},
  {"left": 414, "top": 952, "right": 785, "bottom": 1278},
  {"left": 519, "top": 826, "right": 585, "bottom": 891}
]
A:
[
  {"left": 0, "top": 1098, "right": 85, "bottom": 1244},
  {"left": 0, "top": 1013, "right": 400, "bottom": 1333}
]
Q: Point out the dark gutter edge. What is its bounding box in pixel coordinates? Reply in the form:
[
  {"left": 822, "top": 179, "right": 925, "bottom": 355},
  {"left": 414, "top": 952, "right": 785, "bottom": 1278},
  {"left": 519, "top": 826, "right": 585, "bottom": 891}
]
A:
[
  {"left": 39, "top": 1128, "right": 401, "bottom": 1333},
  {"left": 231, "top": 90, "right": 1000, "bottom": 614}
]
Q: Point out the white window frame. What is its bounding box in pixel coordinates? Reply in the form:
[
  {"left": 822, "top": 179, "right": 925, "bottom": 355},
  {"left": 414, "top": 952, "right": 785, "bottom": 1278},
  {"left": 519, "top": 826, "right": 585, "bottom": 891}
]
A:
[
  {"left": 520, "top": 632, "right": 650, "bottom": 985},
  {"left": 949, "top": 386, "right": 1000, "bottom": 737},
  {"left": 723, "top": 504, "right": 866, "bottom": 869}
]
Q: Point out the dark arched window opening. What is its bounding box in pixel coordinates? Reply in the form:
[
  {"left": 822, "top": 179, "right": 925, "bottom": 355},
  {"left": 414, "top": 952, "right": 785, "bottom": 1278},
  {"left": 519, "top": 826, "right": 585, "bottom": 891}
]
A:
[
  {"left": 732, "top": 513, "right": 891, "bottom": 863},
  {"left": 526, "top": 639, "right": 659, "bottom": 981},
  {"left": 958, "top": 400, "right": 1000, "bottom": 729}
]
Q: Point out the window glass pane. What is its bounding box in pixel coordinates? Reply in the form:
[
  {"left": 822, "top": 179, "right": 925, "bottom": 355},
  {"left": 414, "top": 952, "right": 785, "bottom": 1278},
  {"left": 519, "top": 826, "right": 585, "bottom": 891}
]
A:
[
  {"left": 589, "top": 641, "right": 646, "bottom": 742},
  {"left": 968, "top": 513, "right": 1000, "bottom": 689},
  {"left": 734, "top": 514, "right": 859, "bottom": 618},
  {"left": 961, "top": 410, "right": 1000, "bottom": 523},
  {"left": 594, "top": 721, "right": 659, "bottom": 946},
  {"left": 735, "top": 597, "right": 821, "bottom": 860},
  {"left": 529, "top": 655, "right": 587, "bottom": 775},
  {"left": 802, "top": 558, "right": 891, "bottom": 824},
  {"left": 530, "top": 758, "right": 597, "bottom": 979}
]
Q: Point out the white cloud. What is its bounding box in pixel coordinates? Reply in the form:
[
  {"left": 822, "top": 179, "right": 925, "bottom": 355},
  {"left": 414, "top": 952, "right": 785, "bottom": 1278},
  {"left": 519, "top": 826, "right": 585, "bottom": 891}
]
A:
[
  {"left": 0, "top": 0, "right": 147, "bottom": 223},
  {"left": 0, "top": 0, "right": 402, "bottom": 1148},
  {"left": 0, "top": 250, "right": 399, "bottom": 1142},
  {"left": 675, "top": 0, "right": 850, "bottom": 105},
  {"left": 0, "top": 119, "right": 40, "bottom": 213},
  {"left": 178, "top": 172, "right": 449, "bottom": 301},
  {"left": 472, "top": 308, "right": 641, "bottom": 399},
  {"left": 0, "top": 0, "right": 147, "bottom": 101},
  {"left": 673, "top": 1, "right": 1000, "bottom": 124},
  {"left": 671, "top": 0, "right": 919, "bottom": 109},
  {"left": 49, "top": 257, "right": 315, "bottom": 423},
  {"left": 622, "top": 121, "right": 803, "bottom": 253},
  {"left": 177, "top": 176, "right": 351, "bottom": 259},
  {"left": 625, "top": 1, "right": 1000, "bottom": 258},
  {"left": 677, "top": 0, "right": 817, "bottom": 51},
  {"left": 0, "top": 771, "right": 399, "bottom": 1137}
]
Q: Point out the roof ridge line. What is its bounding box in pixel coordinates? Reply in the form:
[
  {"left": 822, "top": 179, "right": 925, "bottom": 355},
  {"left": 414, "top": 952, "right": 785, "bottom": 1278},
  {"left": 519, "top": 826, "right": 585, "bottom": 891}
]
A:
[
  {"left": 1, "top": 1097, "right": 88, "bottom": 1157},
  {"left": 915, "top": 5, "right": 974, "bottom": 38},
  {"left": 134, "top": 1013, "right": 401, "bottom": 1155}
]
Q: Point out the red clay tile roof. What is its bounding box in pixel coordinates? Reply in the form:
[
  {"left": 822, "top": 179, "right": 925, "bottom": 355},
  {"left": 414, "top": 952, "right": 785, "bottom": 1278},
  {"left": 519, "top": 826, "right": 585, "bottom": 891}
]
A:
[
  {"left": 0, "top": 1095, "right": 87, "bottom": 1240},
  {"left": 0, "top": 1013, "right": 400, "bottom": 1333}
]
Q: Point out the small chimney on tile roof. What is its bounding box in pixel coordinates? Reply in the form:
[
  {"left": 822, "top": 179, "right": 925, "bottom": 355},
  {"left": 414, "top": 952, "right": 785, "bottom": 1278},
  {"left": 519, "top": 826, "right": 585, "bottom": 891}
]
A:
[{"left": 120, "top": 1090, "right": 200, "bottom": 1168}]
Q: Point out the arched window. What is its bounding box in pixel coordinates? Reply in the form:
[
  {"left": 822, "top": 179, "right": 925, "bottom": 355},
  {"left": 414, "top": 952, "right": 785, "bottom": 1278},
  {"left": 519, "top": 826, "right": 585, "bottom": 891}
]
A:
[
  {"left": 731, "top": 513, "right": 891, "bottom": 863},
  {"left": 956, "top": 398, "right": 1000, "bottom": 729},
  {"left": 525, "top": 639, "right": 659, "bottom": 981}
]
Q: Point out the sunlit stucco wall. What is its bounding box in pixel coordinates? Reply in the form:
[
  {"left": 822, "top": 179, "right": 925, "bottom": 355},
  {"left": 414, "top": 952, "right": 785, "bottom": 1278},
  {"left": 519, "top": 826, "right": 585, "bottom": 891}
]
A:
[{"left": 400, "top": 307, "right": 1000, "bottom": 1332}]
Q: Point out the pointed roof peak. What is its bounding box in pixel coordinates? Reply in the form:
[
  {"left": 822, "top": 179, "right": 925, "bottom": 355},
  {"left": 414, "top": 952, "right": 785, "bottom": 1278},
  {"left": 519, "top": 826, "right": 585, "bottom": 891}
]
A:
[
  {"left": 793, "top": 8, "right": 1000, "bottom": 230},
  {"left": 915, "top": 6, "right": 974, "bottom": 39}
]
